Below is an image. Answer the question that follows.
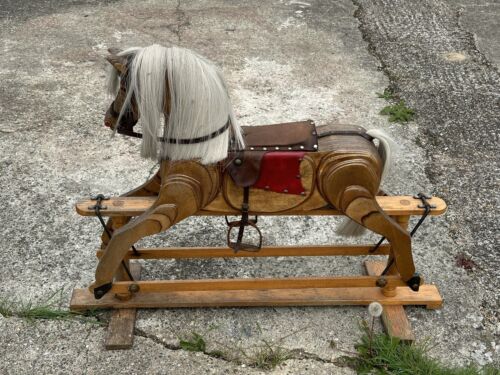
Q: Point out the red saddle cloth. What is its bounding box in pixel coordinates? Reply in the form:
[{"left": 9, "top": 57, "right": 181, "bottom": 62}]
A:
[{"left": 253, "top": 152, "right": 306, "bottom": 195}]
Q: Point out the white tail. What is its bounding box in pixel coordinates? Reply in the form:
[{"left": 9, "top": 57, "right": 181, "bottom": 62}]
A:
[{"left": 337, "top": 129, "right": 397, "bottom": 237}]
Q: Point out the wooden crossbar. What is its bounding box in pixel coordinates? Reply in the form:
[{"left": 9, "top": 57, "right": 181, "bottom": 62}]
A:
[
  {"left": 75, "top": 195, "right": 447, "bottom": 217},
  {"left": 96, "top": 244, "right": 391, "bottom": 259}
]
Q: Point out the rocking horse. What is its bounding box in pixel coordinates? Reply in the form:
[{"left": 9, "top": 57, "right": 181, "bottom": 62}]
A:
[{"left": 71, "top": 44, "right": 446, "bottom": 348}]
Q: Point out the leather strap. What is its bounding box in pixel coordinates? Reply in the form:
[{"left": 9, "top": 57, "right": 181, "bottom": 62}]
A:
[
  {"left": 317, "top": 130, "right": 374, "bottom": 141},
  {"left": 116, "top": 119, "right": 231, "bottom": 144},
  {"left": 226, "top": 187, "right": 262, "bottom": 252}
]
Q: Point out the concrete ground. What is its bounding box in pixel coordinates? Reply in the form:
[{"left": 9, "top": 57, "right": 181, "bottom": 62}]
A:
[{"left": 0, "top": 0, "right": 498, "bottom": 373}]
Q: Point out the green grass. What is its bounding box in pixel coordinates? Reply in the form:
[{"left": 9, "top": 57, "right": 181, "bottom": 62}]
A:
[
  {"left": 380, "top": 100, "right": 415, "bottom": 123},
  {"left": 376, "top": 88, "right": 395, "bottom": 100},
  {"left": 247, "top": 340, "right": 292, "bottom": 370},
  {"left": 344, "top": 323, "right": 499, "bottom": 375},
  {"left": 0, "top": 290, "right": 102, "bottom": 324},
  {"left": 179, "top": 332, "right": 207, "bottom": 352}
]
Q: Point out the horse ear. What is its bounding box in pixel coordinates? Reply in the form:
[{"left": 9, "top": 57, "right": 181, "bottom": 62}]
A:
[{"left": 106, "top": 49, "right": 126, "bottom": 74}]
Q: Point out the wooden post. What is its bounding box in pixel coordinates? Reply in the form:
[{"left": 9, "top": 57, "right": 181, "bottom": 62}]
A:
[
  {"left": 369, "top": 215, "right": 415, "bottom": 342},
  {"left": 104, "top": 216, "right": 142, "bottom": 350}
]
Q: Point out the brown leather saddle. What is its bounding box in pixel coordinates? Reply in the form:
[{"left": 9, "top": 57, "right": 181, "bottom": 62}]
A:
[{"left": 225, "top": 120, "right": 319, "bottom": 252}]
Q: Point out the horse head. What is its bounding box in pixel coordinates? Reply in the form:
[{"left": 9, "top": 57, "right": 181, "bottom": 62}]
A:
[
  {"left": 104, "top": 45, "right": 244, "bottom": 163},
  {"left": 104, "top": 48, "right": 141, "bottom": 136}
]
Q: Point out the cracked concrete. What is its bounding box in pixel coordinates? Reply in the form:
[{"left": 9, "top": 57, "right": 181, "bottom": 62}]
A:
[{"left": 0, "top": 0, "right": 498, "bottom": 373}]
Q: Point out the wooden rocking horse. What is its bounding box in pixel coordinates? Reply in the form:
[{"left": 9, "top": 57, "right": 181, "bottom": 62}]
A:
[{"left": 71, "top": 45, "right": 446, "bottom": 348}]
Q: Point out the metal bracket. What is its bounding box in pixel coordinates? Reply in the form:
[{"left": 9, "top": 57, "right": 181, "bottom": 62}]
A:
[{"left": 88, "top": 194, "right": 110, "bottom": 210}]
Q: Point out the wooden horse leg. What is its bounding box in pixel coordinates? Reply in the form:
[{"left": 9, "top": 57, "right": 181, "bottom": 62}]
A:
[
  {"left": 342, "top": 187, "right": 417, "bottom": 288},
  {"left": 92, "top": 165, "right": 215, "bottom": 298},
  {"left": 319, "top": 158, "right": 419, "bottom": 290},
  {"left": 100, "top": 170, "right": 162, "bottom": 248}
]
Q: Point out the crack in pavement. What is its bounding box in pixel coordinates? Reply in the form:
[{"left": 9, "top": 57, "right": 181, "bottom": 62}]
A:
[
  {"left": 166, "top": 0, "right": 190, "bottom": 42},
  {"left": 133, "top": 328, "right": 347, "bottom": 368}
]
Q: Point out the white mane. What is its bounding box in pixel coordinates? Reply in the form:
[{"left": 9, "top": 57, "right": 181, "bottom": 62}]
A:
[{"left": 106, "top": 44, "right": 244, "bottom": 164}]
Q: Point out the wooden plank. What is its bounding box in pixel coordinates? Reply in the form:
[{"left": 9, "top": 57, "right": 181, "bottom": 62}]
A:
[
  {"left": 70, "top": 284, "right": 443, "bottom": 310},
  {"left": 105, "top": 263, "right": 141, "bottom": 350},
  {"left": 96, "top": 244, "right": 391, "bottom": 259},
  {"left": 76, "top": 195, "right": 447, "bottom": 217},
  {"left": 101, "top": 275, "right": 407, "bottom": 294},
  {"left": 365, "top": 261, "right": 425, "bottom": 342}
]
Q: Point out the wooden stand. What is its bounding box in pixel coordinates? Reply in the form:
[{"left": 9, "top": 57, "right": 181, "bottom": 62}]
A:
[{"left": 71, "top": 195, "right": 445, "bottom": 349}]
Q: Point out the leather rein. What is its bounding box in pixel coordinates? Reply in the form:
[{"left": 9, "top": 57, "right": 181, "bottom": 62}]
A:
[{"left": 109, "top": 101, "right": 231, "bottom": 144}]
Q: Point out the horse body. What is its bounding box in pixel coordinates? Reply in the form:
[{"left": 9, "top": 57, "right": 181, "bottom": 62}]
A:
[{"left": 94, "top": 44, "right": 417, "bottom": 299}]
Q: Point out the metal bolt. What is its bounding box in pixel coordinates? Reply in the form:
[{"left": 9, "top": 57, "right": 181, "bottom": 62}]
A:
[
  {"left": 263, "top": 147, "right": 267, "bottom": 151},
  {"left": 275, "top": 146, "right": 280, "bottom": 150},
  {"left": 300, "top": 145, "right": 304, "bottom": 149},
  {"left": 128, "top": 283, "right": 140, "bottom": 293},
  {"left": 313, "top": 144, "right": 318, "bottom": 149},
  {"left": 234, "top": 158, "right": 242, "bottom": 166},
  {"left": 250, "top": 147, "right": 254, "bottom": 150},
  {"left": 95, "top": 290, "right": 105, "bottom": 299},
  {"left": 376, "top": 277, "right": 388, "bottom": 288},
  {"left": 288, "top": 147, "right": 292, "bottom": 150}
]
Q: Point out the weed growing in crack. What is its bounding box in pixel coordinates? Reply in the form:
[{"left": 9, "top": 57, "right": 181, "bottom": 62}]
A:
[
  {"left": 179, "top": 332, "right": 207, "bottom": 352},
  {"left": 0, "top": 289, "right": 103, "bottom": 324},
  {"left": 376, "top": 88, "right": 395, "bottom": 100},
  {"left": 246, "top": 340, "right": 292, "bottom": 370},
  {"left": 380, "top": 100, "right": 415, "bottom": 123}
]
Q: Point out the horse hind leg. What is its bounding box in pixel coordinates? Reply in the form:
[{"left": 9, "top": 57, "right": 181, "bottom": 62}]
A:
[
  {"left": 341, "top": 187, "right": 417, "bottom": 285},
  {"left": 320, "top": 159, "right": 420, "bottom": 290}
]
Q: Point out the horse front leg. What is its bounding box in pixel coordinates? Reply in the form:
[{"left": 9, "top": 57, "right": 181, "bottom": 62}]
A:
[
  {"left": 100, "top": 169, "right": 162, "bottom": 248},
  {"left": 91, "top": 175, "right": 204, "bottom": 299}
]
